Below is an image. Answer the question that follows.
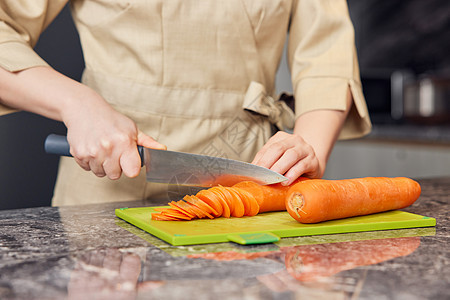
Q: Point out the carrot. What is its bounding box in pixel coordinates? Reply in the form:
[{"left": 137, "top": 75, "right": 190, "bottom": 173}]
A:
[
  {"left": 233, "top": 177, "right": 309, "bottom": 213},
  {"left": 151, "top": 176, "right": 420, "bottom": 222},
  {"left": 285, "top": 177, "right": 421, "bottom": 223},
  {"left": 151, "top": 177, "right": 309, "bottom": 221}
]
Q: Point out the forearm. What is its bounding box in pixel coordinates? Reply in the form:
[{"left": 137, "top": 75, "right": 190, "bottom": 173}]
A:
[
  {"left": 0, "top": 66, "right": 109, "bottom": 124},
  {"left": 293, "top": 88, "right": 353, "bottom": 175}
]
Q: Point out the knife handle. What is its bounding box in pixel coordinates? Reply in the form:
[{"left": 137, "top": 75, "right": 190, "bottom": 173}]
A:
[
  {"left": 44, "top": 134, "right": 71, "bottom": 157},
  {"left": 45, "top": 134, "right": 145, "bottom": 167}
]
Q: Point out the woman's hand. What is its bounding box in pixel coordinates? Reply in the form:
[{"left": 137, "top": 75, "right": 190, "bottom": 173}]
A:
[
  {"left": 63, "top": 93, "right": 166, "bottom": 180},
  {"left": 252, "top": 90, "right": 353, "bottom": 185},
  {"left": 252, "top": 131, "right": 323, "bottom": 185}
]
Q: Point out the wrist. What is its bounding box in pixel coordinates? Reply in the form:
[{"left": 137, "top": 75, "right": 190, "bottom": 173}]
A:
[{"left": 60, "top": 83, "right": 109, "bottom": 128}]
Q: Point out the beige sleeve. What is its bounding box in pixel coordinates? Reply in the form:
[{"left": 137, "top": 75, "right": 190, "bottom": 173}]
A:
[
  {"left": 288, "top": 0, "right": 372, "bottom": 139},
  {"left": 0, "top": 0, "right": 68, "bottom": 115}
]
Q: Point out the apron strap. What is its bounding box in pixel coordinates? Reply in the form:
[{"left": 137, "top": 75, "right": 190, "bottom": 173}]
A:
[{"left": 243, "top": 81, "right": 295, "bottom": 132}]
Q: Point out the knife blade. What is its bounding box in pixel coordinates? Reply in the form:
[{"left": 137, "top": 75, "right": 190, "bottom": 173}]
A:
[{"left": 44, "top": 134, "right": 287, "bottom": 187}]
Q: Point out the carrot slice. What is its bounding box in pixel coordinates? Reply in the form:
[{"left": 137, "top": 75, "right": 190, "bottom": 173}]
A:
[
  {"left": 196, "top": 189, "right": 224, "bottom": 217},
  {"left": 168, "top": 202, "right": 195, "bottom": 219},
  {"left": 223, "top": 187, "right": 245, "bottom": 217},
  {"left": 173, "top": 200, "right": 201, "bottom": 219},
  {"left": 158, "top": 209, "right": 192, "bottom": 220},
  {"left": 233, "top": 187, "right": 259, "bottom": 216},
  {"left": 153, "top": 207, "right": 169, "bottom": 212},
  {"left": 152, "top": 213, "right": 179, "bottom": 221},
  {"left": 202, "top": 188, "right": 231, "bottom": 218},
  {"left": 228, "top": 187, "right": 250, "bottom": 216},
  {"left": 209, "top": 187, "right": 233, "bottom": 217},
  {"left": 184, "top": 196, "right": 215, "bottom": 219}
]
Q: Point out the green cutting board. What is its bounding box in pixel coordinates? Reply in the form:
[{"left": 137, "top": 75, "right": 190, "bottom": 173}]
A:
[{"left": 115, "top": 207, "right": 436, "bottom": 246}]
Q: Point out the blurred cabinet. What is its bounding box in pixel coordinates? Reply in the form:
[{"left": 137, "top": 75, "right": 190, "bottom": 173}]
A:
[{"left": 324, "top": 140, "right": 450, "bottom": 179}]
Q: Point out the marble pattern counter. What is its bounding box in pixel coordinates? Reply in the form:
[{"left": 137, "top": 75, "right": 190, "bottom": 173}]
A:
[{"left": 0, "top": 177, "right": 449, "bottom": 299}]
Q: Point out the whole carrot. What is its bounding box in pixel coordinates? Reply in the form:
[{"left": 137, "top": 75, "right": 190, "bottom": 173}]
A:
[{"left": 285, "top": 177, "right": 421, "bottom": 223}]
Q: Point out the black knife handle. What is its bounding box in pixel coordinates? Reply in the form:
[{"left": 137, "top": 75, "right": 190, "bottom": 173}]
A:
[
  {"left": 44, "top": 134, "right": 71, "bottom": 157},
  {"left": 45, "top": 134, "right": 145, "bottom": 167}
]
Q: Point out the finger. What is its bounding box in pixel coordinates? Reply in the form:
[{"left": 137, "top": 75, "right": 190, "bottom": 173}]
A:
[
  {"left": 281, "top": 161, "right": 307, "bottom": 186},
  {"left": 103, "top": 160, "right": 122, "bottom": 180},
  {"left": 88, "top": 148, "right": 108, "bottom": 177},
  {"left": 102, "top": 150, "right": 123, "bottom": 180},
  {"left": 137, "top": 130, "right": 166, "bottom": 150},
  {"left": 251, "top": 132, "right": 288, "bottom": 165},
  {"left": 282, "top": 157, "right": 319, "bottom": 185},
  {"left": 119, "top": 147, "right": 142, "bottom": 178},
  {"left": 270, "top": 148, "right": 307, "bottom": 176},
  {"left": 89, "top": 159, "right": 107, "bottom": 177},
  {"left": 74, "top": 157, "right": 91, "bottom": 171},
  {"left": 252, "top": 140, "right": 289, "bottom": 169},
  {"left": 71, "top": 146, "right": 91, "bottom": 171}
]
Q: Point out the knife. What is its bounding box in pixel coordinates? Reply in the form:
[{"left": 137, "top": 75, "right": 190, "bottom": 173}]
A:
[{"left": 44, "top": 134, "right": 287, "bottom": 187}]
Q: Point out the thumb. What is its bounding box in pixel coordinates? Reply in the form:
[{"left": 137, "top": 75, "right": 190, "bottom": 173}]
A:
[{"left": 137, "top": 130, "right": 167, "bottom": 150}]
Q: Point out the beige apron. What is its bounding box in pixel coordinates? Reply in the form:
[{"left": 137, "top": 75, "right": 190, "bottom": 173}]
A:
[{"left": 52, "top": 1, "right": 295, "bottom": 206}]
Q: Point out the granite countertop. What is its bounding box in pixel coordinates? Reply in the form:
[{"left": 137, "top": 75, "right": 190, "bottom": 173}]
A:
[{"left": 0, "top": 178, "right": 449, "bottom": 299}]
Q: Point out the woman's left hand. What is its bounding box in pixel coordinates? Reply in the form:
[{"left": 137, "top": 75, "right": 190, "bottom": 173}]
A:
[{"left": 252, "top": 131, "right": 324, "bottom": 185}]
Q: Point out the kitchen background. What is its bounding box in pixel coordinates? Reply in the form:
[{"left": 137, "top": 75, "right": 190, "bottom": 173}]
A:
[{"left": 0, "top": 0, "right": 449, "bottom": 210}]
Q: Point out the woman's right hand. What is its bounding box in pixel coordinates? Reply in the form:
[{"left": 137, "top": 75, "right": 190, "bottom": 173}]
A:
[
  {"left": 0, "top": 66, "right": 166, "bottom": 180},
  {"left": 63, "top": 92, "right": 166, "bottom": 180}
]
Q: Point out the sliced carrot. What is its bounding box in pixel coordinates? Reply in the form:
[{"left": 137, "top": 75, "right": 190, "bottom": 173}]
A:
[
  {"left": 176, "top": 200, "right": 203, "bottom": 219},
  {"left": 152, "top": 213, "right": 179, "bottom": 221},
  {"left": 232, "top": 181, "right": 265, "bottom": 208},
  {"left": 233, "top": 181, "right": 286, "bottom": 213},
  {"left": 233, "top": 187, "right": 259, "bottom": 216},
  {"left": 168, "top": 202, "right": 195, "bottom": 219},
  {"left": 158, "top": 209, "right": 192, "bottom": 220},
  {"left": 223, "top": 187, "right": 245, "bottom": 217},
  {"left": 183, "top": 196, "right": 215, "bottom": 219},
  {"left": 202, "top": 188, "right": 231, "bottom": 218},
  {"left": 153, "top": 207, "right": 169, "bottom": 212},
  {"left": 196, "top": 189, "right": 224, "bottom": 217},
  {"left": 228, "top": 187, "right": 250, "bottom": 216},
  {"left": 210, "top": 187, "right": 234, "bottom": 217}
]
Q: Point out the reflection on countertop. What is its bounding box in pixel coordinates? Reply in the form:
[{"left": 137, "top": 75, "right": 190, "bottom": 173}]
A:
[{"left": 0, "top": 177, "right": 449, "bottom": 299}]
